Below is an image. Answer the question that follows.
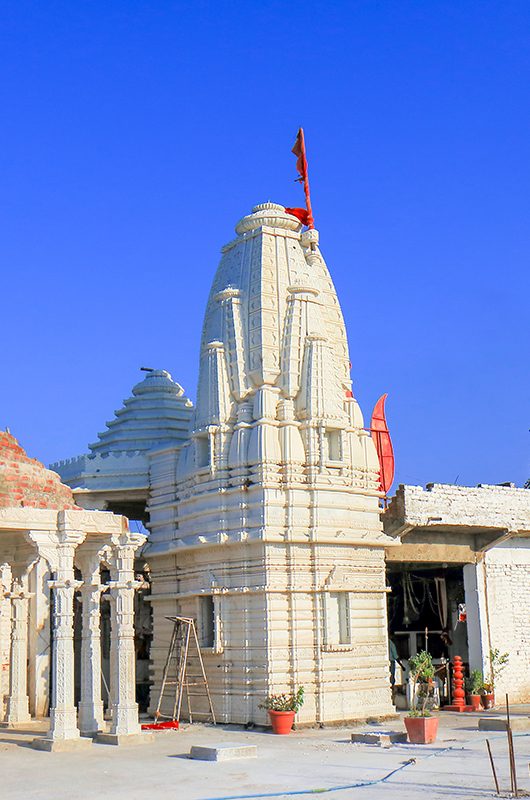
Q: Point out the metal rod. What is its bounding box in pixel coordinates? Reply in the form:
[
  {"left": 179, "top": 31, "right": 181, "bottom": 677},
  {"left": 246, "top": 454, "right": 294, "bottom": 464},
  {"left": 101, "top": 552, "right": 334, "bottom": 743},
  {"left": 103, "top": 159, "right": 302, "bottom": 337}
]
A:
[
  {"left": 506, "top": 693, "right": 518, "bottom": 797},
  {"left": 486, "top": 740, "right": 500, "bottom": 795}
]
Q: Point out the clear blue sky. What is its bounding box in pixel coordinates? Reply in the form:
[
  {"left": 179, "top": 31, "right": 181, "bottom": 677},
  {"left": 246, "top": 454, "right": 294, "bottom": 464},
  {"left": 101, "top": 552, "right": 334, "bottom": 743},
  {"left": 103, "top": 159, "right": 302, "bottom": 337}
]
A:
[{"left": 1, "top": 1, "right": 529, "bottom": 488}]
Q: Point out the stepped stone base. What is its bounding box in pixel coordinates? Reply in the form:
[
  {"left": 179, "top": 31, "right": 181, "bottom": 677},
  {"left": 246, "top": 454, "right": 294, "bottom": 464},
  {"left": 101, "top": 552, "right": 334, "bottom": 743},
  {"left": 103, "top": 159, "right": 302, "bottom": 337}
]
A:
[
  {"left": 0, "top": 720, "right": 42, "bottom": 730},
  {"left": 32, "top": 736, "right": 93, "bottom": 752},
  {"left": 96, "top": 732, "right": 155, "bottom": 746},
  {"left": 190, "top": 743, "right": 258, "bottom": 761},
  {"left": 351, "top": 731, "right": 407, "bottom": 747},
  {"left": 478, "top": 717, "right": 530, "bottom": 731}
]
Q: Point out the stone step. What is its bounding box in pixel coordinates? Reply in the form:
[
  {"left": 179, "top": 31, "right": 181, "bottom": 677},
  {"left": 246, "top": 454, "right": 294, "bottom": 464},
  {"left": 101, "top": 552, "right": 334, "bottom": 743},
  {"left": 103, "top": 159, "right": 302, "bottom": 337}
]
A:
[{"left": 189, "top": 743, "right": 258, "bottom": 761}]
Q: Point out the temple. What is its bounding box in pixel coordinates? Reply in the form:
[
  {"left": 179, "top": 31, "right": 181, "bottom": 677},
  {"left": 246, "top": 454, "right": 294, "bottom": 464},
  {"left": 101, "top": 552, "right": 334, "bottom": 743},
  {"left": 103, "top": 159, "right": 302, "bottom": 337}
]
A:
[
  {"left": 36, "top": 199, "right": 530, "bottom": 728},
  {"left": 0, "top": 432, "right": 147, "bottom": 749}
]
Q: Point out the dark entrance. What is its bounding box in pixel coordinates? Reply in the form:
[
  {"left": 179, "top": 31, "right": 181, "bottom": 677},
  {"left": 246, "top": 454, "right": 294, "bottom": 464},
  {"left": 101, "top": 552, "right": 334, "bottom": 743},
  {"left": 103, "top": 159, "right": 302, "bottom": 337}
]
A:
[{"left": 386, "top": 562, "right": 469, "bottom": 709}]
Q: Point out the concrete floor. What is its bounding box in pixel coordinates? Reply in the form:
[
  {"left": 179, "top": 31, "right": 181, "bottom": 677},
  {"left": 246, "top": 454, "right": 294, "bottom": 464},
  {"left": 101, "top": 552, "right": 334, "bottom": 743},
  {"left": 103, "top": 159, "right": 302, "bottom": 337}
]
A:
[{"left": 1, "top": 710, "right": 529, "bottom": 800}]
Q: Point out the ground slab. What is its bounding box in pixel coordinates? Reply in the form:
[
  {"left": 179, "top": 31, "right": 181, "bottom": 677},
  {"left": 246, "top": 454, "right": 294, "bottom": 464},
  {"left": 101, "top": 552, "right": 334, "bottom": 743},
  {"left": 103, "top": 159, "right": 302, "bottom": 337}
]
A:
[
  {"left": 0, "top": 708, "right": 528, "bottom": 800},
  {"left": 478, "top": 716, "right": 530, "bottom": 731},
  {"left": 31, "top": 735, "right": 93, "bottom": 752},
  {"left": 96, "top": 732, "right": 156, "bottom": 746},
  {"left": 350, "top": 731, "right": 407, "bottom": 747},
  {"left": 190, "top": 743, "right": 258, "bottom": 761}
]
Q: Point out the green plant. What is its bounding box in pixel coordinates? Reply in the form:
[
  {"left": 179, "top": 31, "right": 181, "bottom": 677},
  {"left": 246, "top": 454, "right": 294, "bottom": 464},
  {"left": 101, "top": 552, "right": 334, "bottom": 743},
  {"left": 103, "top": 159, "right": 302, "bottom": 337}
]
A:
[
  {"left": 259, "top": 687, "right": 305, "bottom": 713},
  {"left": 407, "top": 709, "right": 432, "bottom": 718},
  {"left": 408, "top": 651, "right": 435, "bottom": 717},
  {"left": 484, "top": 649, "right": 509, "bottom": 691},
  {"left": 465, "top": 669, "right": 484, "bottom": 695}
]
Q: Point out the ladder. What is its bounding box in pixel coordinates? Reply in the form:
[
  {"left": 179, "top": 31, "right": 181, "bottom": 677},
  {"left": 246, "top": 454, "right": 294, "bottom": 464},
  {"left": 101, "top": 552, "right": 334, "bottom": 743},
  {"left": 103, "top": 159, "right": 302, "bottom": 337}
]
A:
[{"left": 153, "top": 615, "right": 216, "bottom": 725}]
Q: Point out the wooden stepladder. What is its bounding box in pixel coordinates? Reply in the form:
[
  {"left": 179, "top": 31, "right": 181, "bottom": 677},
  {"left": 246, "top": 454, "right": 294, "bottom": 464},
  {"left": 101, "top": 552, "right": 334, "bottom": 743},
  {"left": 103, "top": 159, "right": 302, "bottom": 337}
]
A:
[{"left": 153, "top": 615, "right": 216, "bottom": 725}]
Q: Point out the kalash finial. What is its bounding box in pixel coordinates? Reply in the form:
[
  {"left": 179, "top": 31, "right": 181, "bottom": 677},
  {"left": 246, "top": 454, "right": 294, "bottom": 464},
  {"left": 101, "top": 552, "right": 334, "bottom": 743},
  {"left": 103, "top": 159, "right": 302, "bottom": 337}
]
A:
[{"left": 284, "top": 128, "right": 315, "bottom": 232}]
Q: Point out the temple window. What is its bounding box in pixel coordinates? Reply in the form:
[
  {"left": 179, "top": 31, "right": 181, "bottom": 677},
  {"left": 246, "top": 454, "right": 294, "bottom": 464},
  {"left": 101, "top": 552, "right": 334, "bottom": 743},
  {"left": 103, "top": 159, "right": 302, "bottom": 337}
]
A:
[
  {"left": 196, "top": 436, "right": 209, "bottom": 468},
  {"left": 325, "top": 429, "right": 342, "bottom": 461},
  {"left": 326, "top": 591, "right": 351, "bottom": 645},
  {"left": 199, "top": 595, "right": 216, "bottom": 648}
]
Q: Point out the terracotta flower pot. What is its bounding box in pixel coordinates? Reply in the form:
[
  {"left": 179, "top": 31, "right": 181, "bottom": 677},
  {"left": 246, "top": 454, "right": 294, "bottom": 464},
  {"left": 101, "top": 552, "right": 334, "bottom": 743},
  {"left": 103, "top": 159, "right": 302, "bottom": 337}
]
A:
[
  {"left": 481, "top": 692, "right": 495, "bottom": 709},
  {"left": 268, "top": 710, "right": 295, "bottom": 735},
  {"left": 469, "top": 694, "right": 482, "bottom": 711},
  {"left": 404, "top": 716, "right": 439, "bottom": 744}
]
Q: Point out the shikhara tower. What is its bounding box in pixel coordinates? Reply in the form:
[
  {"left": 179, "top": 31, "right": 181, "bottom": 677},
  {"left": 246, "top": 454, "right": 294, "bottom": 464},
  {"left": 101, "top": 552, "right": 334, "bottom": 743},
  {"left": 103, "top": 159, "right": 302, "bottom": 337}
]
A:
[{"left": 146, "top": 202, "right": 397, "bottom": 724}]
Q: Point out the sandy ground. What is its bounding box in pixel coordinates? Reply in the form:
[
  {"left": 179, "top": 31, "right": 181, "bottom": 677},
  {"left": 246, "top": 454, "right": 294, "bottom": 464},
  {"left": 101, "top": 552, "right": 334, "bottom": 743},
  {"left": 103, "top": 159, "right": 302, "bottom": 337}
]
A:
[{"left": 1, "top": 710, "right": 529, "bottom": 800}]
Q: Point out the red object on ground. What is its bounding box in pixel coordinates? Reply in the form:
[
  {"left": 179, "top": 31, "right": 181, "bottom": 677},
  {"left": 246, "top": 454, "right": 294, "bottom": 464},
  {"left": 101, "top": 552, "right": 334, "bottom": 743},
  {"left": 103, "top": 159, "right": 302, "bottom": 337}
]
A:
[
  {"left": 141, "top": 720, "right": 180, "bottom": 731},
  {"left": 469, "top": 694, "right": 482, "bottom": 711},
  {"left": 444, "top": 655, "right": 473, "bottom": 712},
  {"left": 481, "top": 693, "right": 495, "bottom": 710},
  {"left": 290, "top": 128, "right": 314, "bottom": 229},
  {"left": 370, "top": 394, "right": 395, "bottom": 495},
  {"left": 268, "top": 710, "right": 295, "bottom": 735},
  {"left": 404, "top": 716, "right": 439, "bottom": 744}
]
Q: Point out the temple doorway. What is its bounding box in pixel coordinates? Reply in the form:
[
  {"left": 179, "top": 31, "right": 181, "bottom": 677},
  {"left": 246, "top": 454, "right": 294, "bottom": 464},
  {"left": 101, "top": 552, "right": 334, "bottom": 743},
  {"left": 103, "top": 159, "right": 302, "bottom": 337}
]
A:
[{"left": 386, "top": 563, "right": 469, "bottom": 709}]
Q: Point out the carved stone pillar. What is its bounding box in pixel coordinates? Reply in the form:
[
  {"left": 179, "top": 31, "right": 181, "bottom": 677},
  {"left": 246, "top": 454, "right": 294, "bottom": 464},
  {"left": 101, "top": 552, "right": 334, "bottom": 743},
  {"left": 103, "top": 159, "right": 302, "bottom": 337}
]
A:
[
  {"left": 77, "top": 555, "right": 106, "bottom": 736},
  {"left": 0, "top": 563, "right": 12, "bottom": 722},
  {"left": 48, "top": 575, "right": 83, "bottom": 739},
  {"left": 32, "top": 530, "right": 91, "bottom": 751},
  {"left": 5, "top": 580, "right": 33, "bottom": 726},
  {"left": 97, "top": 531, "right": 148, "bottom": 745}
]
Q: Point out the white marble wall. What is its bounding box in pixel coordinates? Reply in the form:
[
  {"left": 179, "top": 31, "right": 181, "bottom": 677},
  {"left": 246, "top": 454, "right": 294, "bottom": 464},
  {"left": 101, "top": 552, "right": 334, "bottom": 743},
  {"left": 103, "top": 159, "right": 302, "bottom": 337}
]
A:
[{"left": 146, "top": 204, "right": 396, "bottom": 725}]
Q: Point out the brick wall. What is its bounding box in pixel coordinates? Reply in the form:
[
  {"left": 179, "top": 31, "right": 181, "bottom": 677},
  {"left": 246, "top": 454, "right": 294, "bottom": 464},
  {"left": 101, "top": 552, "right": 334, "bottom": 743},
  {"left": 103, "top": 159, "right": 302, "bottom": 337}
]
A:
[
  {"left": 483, "top": 542, "right": 530, "bottom": 703},
  {"left": 0, "top": 432, "right": 77, "bottom": 510}
]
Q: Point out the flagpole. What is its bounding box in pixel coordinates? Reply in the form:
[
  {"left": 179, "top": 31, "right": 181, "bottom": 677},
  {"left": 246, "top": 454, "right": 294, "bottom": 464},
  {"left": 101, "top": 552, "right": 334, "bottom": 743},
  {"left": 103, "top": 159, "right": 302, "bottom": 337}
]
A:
[{"left": 299, "top": 128, "right": 315, "bottom": 230}]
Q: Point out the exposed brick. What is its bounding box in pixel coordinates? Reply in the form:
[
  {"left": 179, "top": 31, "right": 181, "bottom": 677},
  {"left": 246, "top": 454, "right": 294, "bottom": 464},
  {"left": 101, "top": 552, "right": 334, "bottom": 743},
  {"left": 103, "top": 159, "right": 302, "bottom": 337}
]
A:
[{"left": 0, "top": 432, "right": 78, "bottom": 511}]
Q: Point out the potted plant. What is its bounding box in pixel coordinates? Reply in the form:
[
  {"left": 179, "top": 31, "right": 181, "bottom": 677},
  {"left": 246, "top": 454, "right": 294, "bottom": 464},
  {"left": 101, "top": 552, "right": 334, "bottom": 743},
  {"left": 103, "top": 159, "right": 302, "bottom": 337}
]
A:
[
  {"left": 482, "top": 649, "right": 509, "bottom": 709},
  {"left": 465, "top": 669, "right": 483, "bottom": 711},
  {"left": 404, "top": 651, "right": 439, "bottom": 744},
  {"left": 259, "top": 687, "right": 304, "bottom": 734}
]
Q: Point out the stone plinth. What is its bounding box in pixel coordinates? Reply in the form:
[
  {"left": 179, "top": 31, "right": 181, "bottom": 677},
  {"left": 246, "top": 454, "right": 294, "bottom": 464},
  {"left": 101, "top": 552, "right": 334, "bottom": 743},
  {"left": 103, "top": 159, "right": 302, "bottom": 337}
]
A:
[
  {"left": 190, "top": 743, "right": 258, "bottom": 761},
  {"left": 350, "top": 731, "right": 407, "bottom": 747},
  {"left": 32, "top": 735, "right": 93, "bottom": 752},
  {"left": 96, "top": 731, "right": 155, "bottom": 746},
  {"left": 478, "top": 716, "right": 530, "bottom": 731}
]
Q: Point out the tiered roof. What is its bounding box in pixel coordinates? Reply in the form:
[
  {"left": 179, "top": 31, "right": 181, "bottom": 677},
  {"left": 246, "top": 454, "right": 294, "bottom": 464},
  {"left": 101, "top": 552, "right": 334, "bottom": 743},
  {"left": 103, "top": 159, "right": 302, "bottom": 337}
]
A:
[{"left": 89, "top": 369, "right": 193, "bottom": 455}]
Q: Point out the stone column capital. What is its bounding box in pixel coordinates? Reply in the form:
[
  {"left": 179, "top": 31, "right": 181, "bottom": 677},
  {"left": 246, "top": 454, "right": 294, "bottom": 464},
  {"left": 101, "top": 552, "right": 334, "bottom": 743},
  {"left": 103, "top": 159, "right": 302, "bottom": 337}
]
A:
[
  {"left": 48, "top": 579, "right": 83, "bottom": 592},
  {"left": 107, "top": 580, "right": 143, "bottom": 592},
  {"left": 110, "top": 531, "right": 147, "bottom": 552},
  {"left": 6, "top": 589, "right": 34, "bottom": 601}
]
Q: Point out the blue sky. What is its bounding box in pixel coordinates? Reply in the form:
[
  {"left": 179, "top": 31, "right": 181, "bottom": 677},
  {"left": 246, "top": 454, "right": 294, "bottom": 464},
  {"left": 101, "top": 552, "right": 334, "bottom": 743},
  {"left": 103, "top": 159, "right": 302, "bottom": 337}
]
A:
[{"left": 1, "top": 1, "right": 529, "bottom": 488}]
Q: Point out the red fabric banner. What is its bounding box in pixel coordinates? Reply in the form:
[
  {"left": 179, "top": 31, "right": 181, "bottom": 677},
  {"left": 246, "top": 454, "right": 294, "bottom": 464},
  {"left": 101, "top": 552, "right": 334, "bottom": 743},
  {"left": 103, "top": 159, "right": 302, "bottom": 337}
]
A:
[
  {"left": 292, "top": 129, "right": 308, "bottom": 182},
  {"left": 370, "top": 393, "right": 395, "bottom": 494},
  {"left": 284, "top": 207, "right": 310, "bottom": 225}
]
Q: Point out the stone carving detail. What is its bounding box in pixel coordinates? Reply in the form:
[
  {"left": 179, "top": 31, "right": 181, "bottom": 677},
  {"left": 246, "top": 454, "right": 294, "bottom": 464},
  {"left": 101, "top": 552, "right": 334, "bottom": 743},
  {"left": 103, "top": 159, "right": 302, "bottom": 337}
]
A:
[
  {"left": 107, "top": 532, "right": 146, "bottom": 737},
  {"left": 5, "top": 580, "right": 33, "bottom": 725},
  {"left": 143, "top": 202, "right": 396, "bottom": 726}
]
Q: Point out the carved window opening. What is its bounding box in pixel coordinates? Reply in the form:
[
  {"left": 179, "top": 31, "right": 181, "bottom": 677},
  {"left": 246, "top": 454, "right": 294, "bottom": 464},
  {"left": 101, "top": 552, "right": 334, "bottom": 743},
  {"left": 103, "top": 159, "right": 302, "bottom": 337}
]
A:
[
  {"left": 199, "top": 595, "right": 215, "bottom": 648},
  {"left": 196, "top": 436, "right": 209, "bottom": 469},
  {"left": 325, "top": 429, "right": 342, "bottom": 462},
  {"left": 327, "top": 591, "right": 351, "bottom": 646}
]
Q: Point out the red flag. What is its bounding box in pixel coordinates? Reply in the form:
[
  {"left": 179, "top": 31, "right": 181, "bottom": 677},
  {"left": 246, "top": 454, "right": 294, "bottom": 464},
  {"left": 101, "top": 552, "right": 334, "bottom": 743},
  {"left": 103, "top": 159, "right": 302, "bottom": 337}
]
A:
[
  {"left": 370, "top": 394, "right": 395, "bottom": 494},
  {"left": 292, "top": 129, "right": 308, "bottom": 183},
  {"left": 290, "top": 128, "right": 314, "bottom": 229},
  {"left": 284, "top": 207, "right": 310, "bottom": 225}
]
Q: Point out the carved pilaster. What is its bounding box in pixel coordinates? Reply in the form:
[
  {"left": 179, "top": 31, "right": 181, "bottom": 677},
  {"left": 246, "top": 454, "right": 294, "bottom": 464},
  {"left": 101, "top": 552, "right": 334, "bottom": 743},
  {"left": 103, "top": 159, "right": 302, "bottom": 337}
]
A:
[
  {"left": 46, "top": 530, "right": 86, "bottom": 741},
  {"left": 48, "top": 577, "right": 82, "bottom": 739},
  {"left": 107, "top": 533, "right": 146, "bottom": 737},
  {"left": 77, "top": 552, "right": 106, "bottom": 736},
  {"left": 5, "top": 580, "right": 33, "bottom": 725},
  {"left": 0, "top": 563, "right": 12, "bottom": 722}
]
